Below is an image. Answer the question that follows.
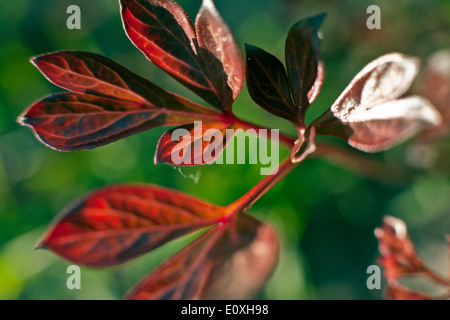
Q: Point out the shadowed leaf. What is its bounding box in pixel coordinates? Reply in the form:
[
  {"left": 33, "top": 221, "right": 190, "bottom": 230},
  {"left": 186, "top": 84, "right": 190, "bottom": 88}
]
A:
[
  {"left": 285, "top": 13, "right": 325, "bottom": 117},
  {"left": 125, "top": 214, "right": 279, "bottom": 300},
  {"left": 246, "top": 44, "right": 297, "bottom": 122},
  {"left": 37, "top": 185, "right": 226, "bottom": 267},
  {"left": 155, "top": 121, "right": 237, "bottom": 166}
]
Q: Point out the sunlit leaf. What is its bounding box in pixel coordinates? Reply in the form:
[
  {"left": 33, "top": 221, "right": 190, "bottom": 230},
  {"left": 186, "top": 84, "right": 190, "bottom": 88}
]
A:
[
  {"left": 285, "top": 13, "right": 325, "bottom": 117},
  {"left": 125, "top": 214, "right": 279, "bottom": 300},
  {"left": 246, "top": 44, "right": 297, "bottom": 122},
  {"left": 313, "top": 53, "right": 442, "bottom": 152},
  {"left": 37, "top": 185, "right": 226, "bottom": 267},
  {"left": 155, "top": 121, "right": 236, "bottom": 166}
]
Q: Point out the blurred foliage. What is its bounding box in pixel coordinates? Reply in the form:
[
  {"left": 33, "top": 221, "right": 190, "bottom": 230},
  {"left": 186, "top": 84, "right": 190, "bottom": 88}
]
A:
[{"left": 0, "top": 0, "right": 449, "bottom": 300}]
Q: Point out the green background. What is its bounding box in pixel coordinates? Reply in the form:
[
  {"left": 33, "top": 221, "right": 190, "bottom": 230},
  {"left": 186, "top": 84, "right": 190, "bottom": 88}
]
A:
[{"left": 0, "top": 0, "right": 449, "bottom": 300}]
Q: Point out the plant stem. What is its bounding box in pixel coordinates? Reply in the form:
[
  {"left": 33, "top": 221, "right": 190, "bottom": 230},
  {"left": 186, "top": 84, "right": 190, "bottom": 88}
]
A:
[
  {"left": 313, "top": 140, "right": 411, "bottom": 183},
  {"left": 226, "top": 157, "right": 297, "bottom": 215},
  {"left": 227, "top": 114, "right": 296, "bottom": 148}
]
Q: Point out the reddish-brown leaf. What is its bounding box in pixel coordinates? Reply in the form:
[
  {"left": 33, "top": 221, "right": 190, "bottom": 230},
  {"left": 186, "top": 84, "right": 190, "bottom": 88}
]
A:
[
  {"left": 125, "top": 214, "right": 279, "bottom": 300},
  {"left": 313, "top": 53, "right": 442, "bottom": 152},
  {"left": 37, "top": 185, "right": 226, "bottom": 267},
  {"left": 19, "top": 92, "right": 220, "bottom": 151},
  {"left": 155, "top": 121, "right": 236, "bottom": 166},
  {"left": 120, "top": 0, "right": 234, "bottom": 109},
  {"left": 196, "top": 0, "right": 244, "bottom": 101},
  {"left": 285, "top": 14, "right": 325, "bottom": 117}
]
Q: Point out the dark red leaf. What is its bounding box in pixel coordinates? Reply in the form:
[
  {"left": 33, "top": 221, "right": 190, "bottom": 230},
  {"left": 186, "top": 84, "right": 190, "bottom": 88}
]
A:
[
  {"left": 155, "top": 121, "right": 236, "bottom": 166},
  {"left": 285, "top": 13, "right": 325, "bottom": 117},
  {"left": 245, "top": 44, "right": 297, "bottom": 122},
  {"left": 196, "top": 0, "right": 244, "bottom": 101},
  {"left": 19, "top": 92, "right": 220, "bottom": 151},
  {"left": 125, "top": 214, "right": 279, "bottom": 300},
  {"left": 37, "top": 185, "right": 226, "bottom": 267},
  {"left": 120, "top": 0, "right": 234, "bottom": 109},
  {"left": 313, "top": 53, "right": 441, "bottom": 152}
]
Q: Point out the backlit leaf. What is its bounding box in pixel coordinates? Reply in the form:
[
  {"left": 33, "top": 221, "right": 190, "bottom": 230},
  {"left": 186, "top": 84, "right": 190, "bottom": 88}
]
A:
[{"left": 37, "top": 185, "right": 226, "bottom": 267}]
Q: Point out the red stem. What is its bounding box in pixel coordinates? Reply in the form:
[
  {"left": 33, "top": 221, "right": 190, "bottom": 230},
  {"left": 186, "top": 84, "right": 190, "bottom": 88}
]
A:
[{"left": 226, "top": 158, "right": 297, "bottom": 215}]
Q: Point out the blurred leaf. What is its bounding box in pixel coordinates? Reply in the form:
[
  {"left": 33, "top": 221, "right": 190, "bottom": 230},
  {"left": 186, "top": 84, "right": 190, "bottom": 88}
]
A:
[{"left": 126, "top": 214, "right": 279, "bottom": 300}]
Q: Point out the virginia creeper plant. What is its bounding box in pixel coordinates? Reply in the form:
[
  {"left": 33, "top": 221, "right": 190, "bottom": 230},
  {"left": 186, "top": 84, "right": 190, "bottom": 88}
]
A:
[{"left": 18, "top": 0, "right": 442, "bottom": 299}]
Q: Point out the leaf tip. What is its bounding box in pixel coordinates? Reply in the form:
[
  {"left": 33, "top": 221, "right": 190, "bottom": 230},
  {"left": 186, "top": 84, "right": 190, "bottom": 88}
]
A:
[{"left": 34, "top": 239, "right": 47, "bottom": 251}]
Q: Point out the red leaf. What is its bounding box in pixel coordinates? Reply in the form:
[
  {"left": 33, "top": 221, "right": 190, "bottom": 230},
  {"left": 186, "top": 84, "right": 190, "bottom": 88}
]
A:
[
  {"left": 125, "top": 214, "right": 279, "bottom": 300},
  {"left": 196, "top": 0, "right": 244, "bottom": 101},
  {"left": 120, "top": 0, "right": 235, "bottom": 109},
  {"left": 19, "top": 92, "right": 220, "bottom": 151},
  {"left": 38, "top": 185, "right": 226, "bottom": 267},
  {"left": 245, "top": 44, "right": 297, "bottom": 122},
  {"left": 313, "top": 53, "right": 442, "bottom": 152},
  {"left": 155, "top": 121, "right": 236, "bottom": 166},
  {"left": 285, "top": 14, "right": 325, "bottom": 116}
]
